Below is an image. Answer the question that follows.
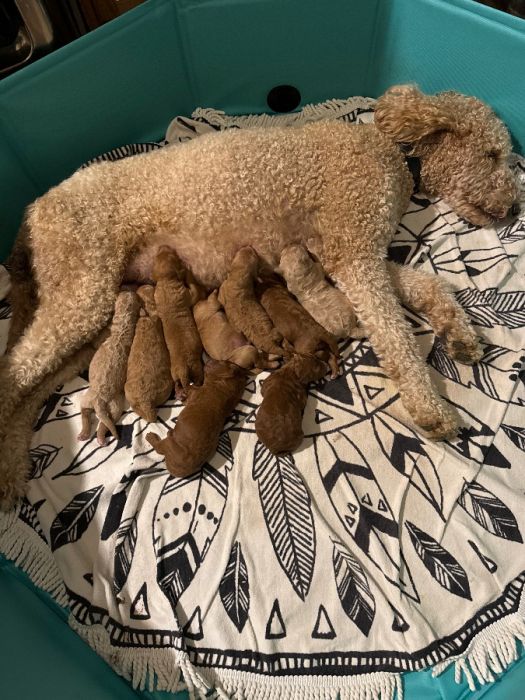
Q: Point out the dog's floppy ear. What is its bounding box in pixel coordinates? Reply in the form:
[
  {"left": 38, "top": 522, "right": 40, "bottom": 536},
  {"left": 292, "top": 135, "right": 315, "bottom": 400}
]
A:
[{"left": 374, "top": 85, "right": 459, "bottom": 145}]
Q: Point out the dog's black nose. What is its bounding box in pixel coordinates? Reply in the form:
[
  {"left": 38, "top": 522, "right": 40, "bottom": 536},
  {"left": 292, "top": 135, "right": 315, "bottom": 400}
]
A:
[{"left": 510, "top": 202, "right": 521, "bottom": 217}]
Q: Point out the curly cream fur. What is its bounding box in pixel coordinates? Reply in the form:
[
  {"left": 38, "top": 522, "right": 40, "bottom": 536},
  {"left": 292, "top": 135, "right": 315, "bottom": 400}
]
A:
[{"left": 0, "top": 84, "right": 519, "bottom": 506}]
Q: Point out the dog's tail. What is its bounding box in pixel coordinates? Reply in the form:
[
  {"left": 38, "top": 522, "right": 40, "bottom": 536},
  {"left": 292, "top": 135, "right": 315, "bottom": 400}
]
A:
[{"left": 93, "top": 398, "right": 118, "bottom": 440}]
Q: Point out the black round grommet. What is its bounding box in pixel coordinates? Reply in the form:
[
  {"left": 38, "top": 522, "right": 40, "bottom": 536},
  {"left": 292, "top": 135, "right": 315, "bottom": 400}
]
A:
[{"left": 267, "top": 85, "right": 301, "bottom": 113}]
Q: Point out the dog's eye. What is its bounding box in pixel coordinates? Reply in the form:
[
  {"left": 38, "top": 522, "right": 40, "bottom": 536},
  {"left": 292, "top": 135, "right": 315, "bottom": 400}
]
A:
[{"left": 487, "top": 151, "right": 500, "bottom": 161}]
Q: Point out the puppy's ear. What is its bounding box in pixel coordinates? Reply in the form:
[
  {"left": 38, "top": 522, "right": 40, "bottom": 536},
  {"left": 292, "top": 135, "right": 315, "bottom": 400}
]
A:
[{"left": 375, "top": 85, "right": 459, "bottom": 145}]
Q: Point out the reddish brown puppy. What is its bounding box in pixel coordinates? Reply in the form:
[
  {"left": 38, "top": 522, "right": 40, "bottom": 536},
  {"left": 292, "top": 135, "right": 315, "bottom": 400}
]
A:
[
  {"left": 255, "top": 354, "right": 329, "bottom": 455},
  {"left": 147, "top": 360, "right": 247, "bottom": 477},
  {"left": 256, "top": 272, "right": 340, "bottom": 378},
  {"left": 152, "top": 247, "right": 203, "bottom": 400}
]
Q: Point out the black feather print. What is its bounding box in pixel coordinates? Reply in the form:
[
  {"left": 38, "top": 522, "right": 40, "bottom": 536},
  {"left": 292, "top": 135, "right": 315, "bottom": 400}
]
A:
[
  {"left": 458, "top": 481, "right": 523, "bottom": 542},
  {"left": 101, "top": 466, "right": 164, "bottom": 540},
  {"left": 428, "top": 339, "right": 461, "bottom": 383},
  {"left": 502, "top": 424, "right": 525, "bottom": 451},
  {"left": 50, "top": 486, "right": 103, "bottom": 551},
  {"left": 253, "top": 444, "right": 315, "bottom": 601},
  {"left": 114, "top": 513, "right": 138, "bottom": 594},
  {"left": 455, "top": 287, "right": 525, "bottom": 329},
  {"left": 155, "top": 458, "right": 232, "bottom": 614},
  {"left": 406, "top": 522, "right": 471, "bottom": 599},
  {"left": 332, "top": 540, "right": 375, "bottom": 636},
  {"left": 219, "top": 541, "right": 250, "bottom": 632},
  {"left": 29, "top": 444, "right": 61, "bottom": 479}
]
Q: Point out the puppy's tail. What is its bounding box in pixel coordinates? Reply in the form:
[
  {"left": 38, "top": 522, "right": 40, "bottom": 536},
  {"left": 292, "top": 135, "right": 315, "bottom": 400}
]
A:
[
  {"left": 93, "top": 398, "right": 118, "bottom": 439},
  {"left": 133, "top": 403, "right": 157, "bottom": 423}
]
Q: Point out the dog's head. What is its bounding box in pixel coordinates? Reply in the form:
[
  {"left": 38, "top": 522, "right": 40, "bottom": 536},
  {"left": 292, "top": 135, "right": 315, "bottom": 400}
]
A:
[{"left": 375, "top": 85, "right": 520, "bottom": 226}]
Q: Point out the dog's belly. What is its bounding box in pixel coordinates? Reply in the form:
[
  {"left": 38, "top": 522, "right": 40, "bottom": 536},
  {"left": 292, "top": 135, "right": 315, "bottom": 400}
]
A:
[{"left": 124, "top": 217, "right": 321, "bottom": 288}]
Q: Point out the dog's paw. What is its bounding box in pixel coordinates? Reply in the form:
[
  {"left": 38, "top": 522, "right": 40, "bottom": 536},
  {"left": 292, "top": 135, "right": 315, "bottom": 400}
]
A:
[
  {"left": 419, "top": 411, "right": 459, "bottom": 441},
  {"left": 442, "top": 327, "right": 483, "bottom": 365},
  {"left": 402, "top": 391, "right": 459, "bottom": 441}
]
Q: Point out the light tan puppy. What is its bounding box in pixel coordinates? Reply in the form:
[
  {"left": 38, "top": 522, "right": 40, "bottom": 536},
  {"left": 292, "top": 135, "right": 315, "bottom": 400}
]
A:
[
  {"left": 124, "top": 285, "right": 173, "bottom": 422},
  {"left": 78, "top": 291, "right": 140, "bottom": 445},
  {"left": 279, "top": 244, "right": 362, "bottom": 339}
]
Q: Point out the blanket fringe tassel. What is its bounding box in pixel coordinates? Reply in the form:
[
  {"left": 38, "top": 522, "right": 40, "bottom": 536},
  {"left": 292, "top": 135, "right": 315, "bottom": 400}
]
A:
[
  {"left": 70, "top": 613, "right": 402, "bottom": 700},
  {"left": 190, "top": 96, "right": 376, "bottom": 131},
  {"left": 208, "top": 669, "right": 402, "bottom": 700},
  {"left": 0, "top": 506, "right": 68, "bottom": 607},
  {"left": 433, "top": 588, "right": 525, "bottom": 691},
  {"left": 69, "top": 617, "right": 213, "bottom": 698}
]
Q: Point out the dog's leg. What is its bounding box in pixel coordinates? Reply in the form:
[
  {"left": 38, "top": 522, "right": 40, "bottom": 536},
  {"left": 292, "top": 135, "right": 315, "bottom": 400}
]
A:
[
  {"left": 336, "top": 258, "right": 458, "bottom": 440},
  {"left": 0, "top": 286, "right": 117, "bottom": 425},
  {"left": 386, "top": 262, "right": 482, "bottom": 363},
  {"left": 0, "top": 344, "right": 95, "bottom": 510}
]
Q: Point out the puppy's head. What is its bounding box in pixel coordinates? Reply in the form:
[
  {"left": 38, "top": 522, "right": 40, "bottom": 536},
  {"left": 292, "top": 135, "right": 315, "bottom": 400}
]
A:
[
  {"left": 291, "top": 354, "right": 329, "bottom": 384},
  {"left": 137, "top": 284, "right": 157, "bottom": 316},
  {"left": 232, "top": 246, "right": 259, "bottom": 274},
  {"left": 153, "top": 247, "right": 186, "bottom": 281},
  {"left": 115, "top": 289, "right": 141, "bottom": 317},
  {"left": 375, "top": 84, "right": 519, "bottom": 226},
  {"left": 279, "top": 244, "right": 312, "bottom": 281},
  {"left": 205, "top": 358, "right": 247, "bottom": 382}
]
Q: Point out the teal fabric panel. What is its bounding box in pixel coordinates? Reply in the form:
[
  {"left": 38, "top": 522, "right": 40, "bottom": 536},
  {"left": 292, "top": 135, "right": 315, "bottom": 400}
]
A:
[
  {"left": 369, "top": 0, "right": 525, "bottom": 153},
  {"left": 0, "top": 0, "right": 193, "bottom": 261},
  {"left": 0, "top": 557, "right": 144, "bottom": 699},
  {"left": 173, "top": 0, "right": 379, "bottom": 113}
]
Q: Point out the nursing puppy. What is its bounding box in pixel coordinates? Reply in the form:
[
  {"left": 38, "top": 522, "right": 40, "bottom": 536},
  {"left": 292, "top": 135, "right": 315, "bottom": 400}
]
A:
[
  {"left": 257, "top": 272, "right": 340, "bottom": 378},
  {"left": 218, "top": 246, "right": 285, "bottom": 358},
  {"left": 255, "top": 354, "right": 329, "bottom": 455},
  {"left": 279, "top": 244, "right": 362, "bottom": 339},
  {"left": 152, "top": 247, "right": 203, "bottom": 400},
  {"left": 147, "top": 360, "right": 247, "bottom": 476},
  {"left": 124, "top": 285, "right": 173, "bottom": 422},
  {"left": 193, "top": 290, "right": 278, "bottom": 370}
]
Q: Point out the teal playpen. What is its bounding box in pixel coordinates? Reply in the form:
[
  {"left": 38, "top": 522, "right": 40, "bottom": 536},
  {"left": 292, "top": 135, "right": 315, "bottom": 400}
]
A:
[{"left": 0, "top": 0, "right": 524, "bottom": 698}]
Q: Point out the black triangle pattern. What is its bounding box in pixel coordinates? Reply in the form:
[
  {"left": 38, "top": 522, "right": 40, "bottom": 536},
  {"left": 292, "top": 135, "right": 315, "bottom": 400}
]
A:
[
  {"left": 312, "top": 605, "right": 336, "bottom": 639},
  {"left": 265, "top": 599, "right": 286, "bottom": 639}
]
